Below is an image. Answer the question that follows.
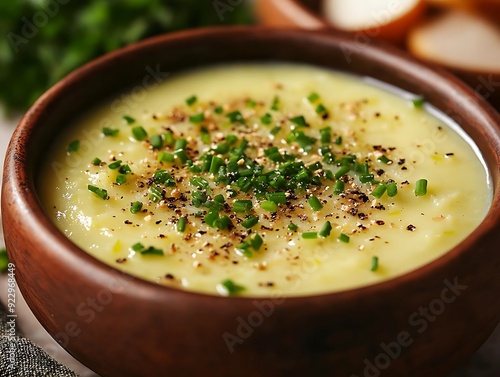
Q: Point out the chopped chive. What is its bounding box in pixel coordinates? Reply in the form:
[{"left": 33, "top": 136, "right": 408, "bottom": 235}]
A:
[
  {"left": 175, "top": 150, "right": 189, "bottom": 164},
  {"left": 387, "top": 182, "right": 398, "bottom": 197},
  {"left": 214, "top": 106, "right": 223, "bottom": 114},
  {"left": 177, "top": 217, "right": 187, "bottom": 233},
  {"left": 233, "top": 200, "right": 252, "bottom": 212},
  {"left": 102, "top": 127, "right": 119, "bottom": 136},
  {"left": 320, "top": 127, "right": 331, "bottom": 144},
  {"left": 412, "top": 97, "right": 425, "bottom": 108},
  {"left": 372, "top": 184, "right": 387, "bottom": 199},
  {"left": 163, "top": 130, "right": 175, "bottom": 146},
  {"left": 132, "top": 242, "right": 145, "bottom": 252},
  {"left": 288, "top": 223, "right": 298, "bottom": 231},
  {"left": 315, "top": 104, "right": 328, "bottom": 115},
  {"left": 200, "top": 128, "right": 211, "bottom": 144},
  {"left": 186, "top": 95, "right": 197, "bottom": 106},
  {"left": 333, "top": 180, "right": 345, "bottom": 195},
  {"left": 192, "top": 190, "right": 207, "bottom": 207},
  {"left": 122, "top": 115, "right": 136, "bottom": 124},
  {"left": 67, "top": 140, "right": 80, "bottom": 153},
  {"left": 130, "top": 201, "right": 143, "bottom": 214},
  {"left": 88, "top": 185, "right": 108, "bottom": 200},
  {"left": 0, "top": 248, "right": 8, "bottom": 273},
  {"left": 154, "top": 170, "right": 175, "bottom": 186},
  {"left": 190, "top": 113, "right": 205, "bottom": 124},
  {"left": 140, "top": 247, "right": 164, "bottom": 256},
  {"left": 150, "top": 134, "right": 163, "bottom": 149},
  {"left": 307, "top": 195, "right": 323, "bottom": 211},
  {"left": 108, "top": 160, "right": 122, "bottom": 170},
  {"left": 290, "top": 115, "right": 308, "bottom": 128},
  {"left": 302, "top": 232, "right": 318, "bottom": 239},
  {"left": 242, "top": 215, "right": 259, "bottom": 229},
  {"left": 209, "top": 156, "right": 224, "bottom": 174},
  {"left": 174, "top": 138, "right": 188, "bottom": 151},
  {"left": 190, "top": 176, "right": 209, "bottom": 190},
  {"left": 158, "top": 152, "right": 175, "bottom": 163},
  {"left": 91, "top": 157, "right": 102, "bottom": 166},
  {"left": 149, "top": 185, "right": 163, "bottom": 202},
  {"left": 214, "top": 141, "right": 230, "bottom": 154},
  {"left": 204, "top": 210, "right": 219, "bottom": 227},
  {"left": 307, "top": 92, "right": 320, "bottom": 103},
  {"left": 246, "top": 99, "right": 257, "bottom": 108},
  {"left": 377, "top": 155, "right": 392, "bottom": 164},
  {"left": 219, "top": 279, "right": 245, "bottom": 296},
  {"left": 266, "top": 192, "right": 287, "bottom": 204},
  {"left": 334, "top": 136, "right": 342, "bottom": 145},
  {"left": 324, "top": 169, "right": 334, "bottom": 180},
  {"left": 116, "top": 174, "right": 126, "bottom": 185},
  {"left": 271, "top": 96, "right": 280, "bottom": 111},
  {"left": 270, "top": 126, "right": 281, "bottom": 135},
  {"left": 359, "top": 174, "right": 374, "bottom": 184},
  {"left": 319, "top": 221, "right": 332, "bottom": 238},
  {"left": 415, "top": 179, "right": 428, "bottom": 196},
  {"left": 338, "top": 233, "right": 350, "bottom": 243},
  {"left": 251, "top": 233, "right": 263, "bottom": 251},
  {"left": 227, "top": 110, "right": 244, "bottom": 123},
  {"left": 335, "top": 166, "right": 350, "bottom": 179},
  {"left": 371, "top": 256, "right": 379, "bottom": 272},
  {"left": 226, "top": 135, "right": 238, "bottom": 145},
  {"left": 132, "top": 126, "right": 147, "bottom": 141},
  {"left": 215, "top": 215, "right": 232, "bottom": 230},
  {"left": 119, "top": 164, "right": 131, "bottom": 174},
  {"left": 261, "top": 200, "right": 278, "bottom": 212},
  {"left": 261, "top": 113, "right": 273, "bottom": 125}
]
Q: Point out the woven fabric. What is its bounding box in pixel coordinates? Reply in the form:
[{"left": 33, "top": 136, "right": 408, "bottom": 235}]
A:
[{"left": 0, "top": 303, "right": 78, "bottom": 377}]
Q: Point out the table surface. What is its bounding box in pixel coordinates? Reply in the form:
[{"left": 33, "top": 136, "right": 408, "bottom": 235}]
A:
[{"left": 0, "top": 110, "right": 499, "bottom": 377}]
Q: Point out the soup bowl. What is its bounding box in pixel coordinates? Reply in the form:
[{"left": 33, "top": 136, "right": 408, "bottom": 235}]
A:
[{"left": 2, "top": 27, "right": 500, "bottom": 377}]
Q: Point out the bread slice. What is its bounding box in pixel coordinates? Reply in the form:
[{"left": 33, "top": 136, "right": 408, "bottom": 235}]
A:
[
  {"left": 408, "top": 9, "right": 500, "bottom": 109},
  {"left": 322, "top": 0, "right": 426, "bottom": 44},
  {"left": 408, "top": 10, "right": 500, "bottom": 73}
]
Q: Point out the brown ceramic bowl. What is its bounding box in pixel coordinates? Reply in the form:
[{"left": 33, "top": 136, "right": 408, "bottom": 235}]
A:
[{"left": 2, "top": 27, "right": 500, "bottom": 377}]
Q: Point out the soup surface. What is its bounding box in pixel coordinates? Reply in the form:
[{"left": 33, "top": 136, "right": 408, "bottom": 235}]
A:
[{"left": 39, "top": 64, "right": 490, "bottom": 296}]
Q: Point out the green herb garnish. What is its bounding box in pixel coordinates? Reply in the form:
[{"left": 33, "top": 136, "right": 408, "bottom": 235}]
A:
[
  {"left": 88, "top": 185, "right": 108, "bottom": 200},
  {"left": 319, "top": 221, "right": 332, "bottom": 238},
  {"left": 415, "top": 179, "right": 428, "bottom": 196},
  {"left": 102, "top": 127, "right": 119, "bottom": 136},
  {"left": 177, "top": 217, "right": 187, "bottom": 233},
  {"left": 338, "top": 233, "right": 350, "bottom": 243},
  {"left": 67, "top": 140, "right": 80, "bottom": 153},
  {"left": 219, "top": 279, "right": 245, "bottom": 296},
  {"left": 123, "top": 115, "right": 136, "bottom": 125},
  {"left": 302, "top": 232, "right": 318, "bottom": 239},
  {"left": 307, "top": 195, "right": 323, "bottom": 211},
  {"left": 186, "top": 95, "right": 197, "bottom": 106},
  {"left": 132, "top": 126, "right": 148, "bottom": 141},
  {"left": 130, "top": 201, "right": 143, "bottom": 214}
]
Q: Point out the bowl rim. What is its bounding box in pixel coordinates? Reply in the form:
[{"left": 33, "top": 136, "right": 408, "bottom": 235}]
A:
[{"left": 4, "top": 26, "right": 500, "bottom": 304}]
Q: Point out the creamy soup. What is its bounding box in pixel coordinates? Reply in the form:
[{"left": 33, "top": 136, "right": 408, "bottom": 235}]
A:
[{"left": 39, "top": 64, "right": 491, "bottom": 297}]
